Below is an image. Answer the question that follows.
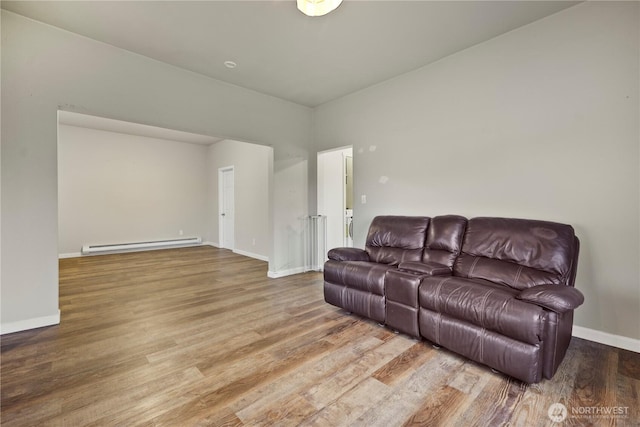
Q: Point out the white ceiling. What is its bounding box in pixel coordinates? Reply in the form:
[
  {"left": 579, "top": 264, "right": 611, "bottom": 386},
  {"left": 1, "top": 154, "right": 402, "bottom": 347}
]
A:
[{"left": 2, "top": 0, "right": 580, "bottom": 108}]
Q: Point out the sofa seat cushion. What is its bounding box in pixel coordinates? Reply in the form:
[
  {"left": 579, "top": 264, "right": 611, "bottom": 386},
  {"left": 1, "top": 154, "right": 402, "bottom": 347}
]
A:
[
  {"left": 419, "top": 276, "right": 545, "bottom": 345},
  {"left": 324, "top": 260, "right": 396, "bottom": 296}
]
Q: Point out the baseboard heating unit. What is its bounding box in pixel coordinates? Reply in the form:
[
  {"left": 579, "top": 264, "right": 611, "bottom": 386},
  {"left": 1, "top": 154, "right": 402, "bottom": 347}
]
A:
[{"left": 81, "top": 237, "right": 202, "bottom": 255}]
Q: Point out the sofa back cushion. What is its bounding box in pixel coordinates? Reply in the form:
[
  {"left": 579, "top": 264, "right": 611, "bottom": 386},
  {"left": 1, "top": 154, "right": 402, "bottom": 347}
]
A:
[
  {"left": 454, "top": 217, "right": 577, "bottom": 290},
  {"left": 422, "top": 215, "right": 467, "bottom": 268},
  {"left": 365, "top": 216, "right": 430, "bottom": 266}
]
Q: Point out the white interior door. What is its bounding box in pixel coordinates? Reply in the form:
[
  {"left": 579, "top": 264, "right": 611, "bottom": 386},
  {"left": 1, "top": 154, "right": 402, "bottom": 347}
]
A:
[{"left": 219, "top": 167, "right": 235, "bottom": 250}]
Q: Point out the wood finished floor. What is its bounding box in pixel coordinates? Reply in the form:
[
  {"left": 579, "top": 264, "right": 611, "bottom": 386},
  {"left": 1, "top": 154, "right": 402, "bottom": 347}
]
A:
[{"left": 1, "top": 246, "right": 638, "bottom": 426}]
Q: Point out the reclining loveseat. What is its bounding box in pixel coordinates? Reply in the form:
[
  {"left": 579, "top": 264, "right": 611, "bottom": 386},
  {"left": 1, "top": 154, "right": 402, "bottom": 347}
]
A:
[{"left": 324, "top": 215, "right": 583, "bottom": 383}]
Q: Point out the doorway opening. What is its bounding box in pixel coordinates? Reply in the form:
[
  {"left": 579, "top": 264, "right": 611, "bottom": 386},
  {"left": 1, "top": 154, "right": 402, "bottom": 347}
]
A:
[
  {"left": 57, "top": 111, "right": 271, "bottom": 264},
  {"left": 218, "top": 166, "right": 235, "bottom": 250},
  {"left": 317, "top": 146, "right": 354, "bottom": 257}
]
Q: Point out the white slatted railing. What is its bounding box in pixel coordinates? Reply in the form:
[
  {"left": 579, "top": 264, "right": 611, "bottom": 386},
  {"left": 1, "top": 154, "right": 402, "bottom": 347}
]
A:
[{"left": 303, "top": 215, "right": 327, "bottom": 272}]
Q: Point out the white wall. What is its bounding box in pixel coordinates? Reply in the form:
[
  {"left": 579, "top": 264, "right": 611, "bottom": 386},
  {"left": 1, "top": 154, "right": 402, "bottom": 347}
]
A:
[
  {"left": 269, "top": 157, "right": 309, "bottom": 276},
  {"left": 208, "top": 139, "right": 271, "bottom": 260},
  {"left": 1, "top": 10, "right": 312, "bottom": 333},
  {"left": 314, "top": 2, "right": 640, "bottom": 343},
  {"left": 57, "top": 125, "right": 209, "bottom": 255},
  {"left": 58, "top": 127, "right": 271, "bottom": 261}
]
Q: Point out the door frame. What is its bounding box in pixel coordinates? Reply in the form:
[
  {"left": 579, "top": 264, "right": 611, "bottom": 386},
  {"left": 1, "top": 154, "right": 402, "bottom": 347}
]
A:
[
  {"left": 218, "top": 165, "right": 235, "bottom": 250},
  {"left": 317, "top": 146, "right": 353, "bottom": 253}
]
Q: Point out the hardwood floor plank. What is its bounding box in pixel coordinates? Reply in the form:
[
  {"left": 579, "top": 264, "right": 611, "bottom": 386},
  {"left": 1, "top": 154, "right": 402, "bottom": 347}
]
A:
[
  {"left": 0, "top": 397, "right": 63, "bottom": 427},
  {"left": 146, "top": 330, "right": 263, "bottom": 364},
  {"left": 301, "top": 377, "right": 391, "bottom": 426},
  {"left": 401, "top": 385, "right": 466, "bottom": 427},
  {"left": 478, "top": 378, "right": 528, "bottom": 426},
  {"left": 233, "top": 335, "right": 383, "bottom": 423},
  {"left": 302, "top": 335, "right": 415, "bottom": 410},
  {"left": 446, "top": 361, "right": 489, "bottom": 396},
  {"left": 149, "top": 340, "right": 335, "bottom": 425},
  {"left": 619, "top": 348, "right": 640, "bottom": 380},
  {"left": 1, "top": 246, "right": 638, "bottom": 426},
  {"left": 371, "top": 341, "right": 437, "bottom": 386},
  {"left": 53, "top": 367, "right": 204, "bottom": 426},
  {"left": 241, "top": 393, "right": 318, "bottom": 427},
  {"left": 351, "top": 346, "right": 467, "bottom": 427},
  {"left": 414, "top": 358, "right": 501, "bottom": 427},
  {"left": 2, "top": 355, "right": 151, "bottom": 412},
  {"left": 442, "top": 363, "right": 495, "bottom": 426}
]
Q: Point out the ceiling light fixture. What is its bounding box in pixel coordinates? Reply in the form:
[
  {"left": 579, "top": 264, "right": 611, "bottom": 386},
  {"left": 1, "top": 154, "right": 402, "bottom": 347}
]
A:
[{"left": 297, "top": 0, "right": 342, "bottom": 17}]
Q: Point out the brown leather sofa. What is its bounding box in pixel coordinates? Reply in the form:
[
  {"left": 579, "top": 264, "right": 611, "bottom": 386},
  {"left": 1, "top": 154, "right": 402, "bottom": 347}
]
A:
[{"left": 324, "top": 215, "right": 583, "bottom": 383}]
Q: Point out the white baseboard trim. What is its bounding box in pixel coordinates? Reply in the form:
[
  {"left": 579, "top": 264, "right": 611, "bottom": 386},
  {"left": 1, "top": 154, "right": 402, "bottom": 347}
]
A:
[
  {"left": 573, "top": 325, "right": 640, "bottom": 353},
  {"left": 233, "top": 249, "right": 268, "bottom": 262},
  {"left": 59, "top": 252, "right": 82, "bottom": 259},
  {"left": 1, "top": 310, "right": 61, "bottom": 335},
  {"left": 268, "top": 267, "right": 307, "bottom": 278},
  {"left": 203, "top": 243, "right": 267, "bottom": 262}
]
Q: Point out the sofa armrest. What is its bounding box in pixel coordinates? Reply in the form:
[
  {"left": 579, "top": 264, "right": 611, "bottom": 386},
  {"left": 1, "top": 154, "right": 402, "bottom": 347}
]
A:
[
  {"left": 516, "top": 284, "right": 584, "bottom": 313},
  {"left": 398, "top": 261, "right": 451, "bottom": 276},
  {"left": 327, "top": 247, "right": 370, "bottom": 262}
]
